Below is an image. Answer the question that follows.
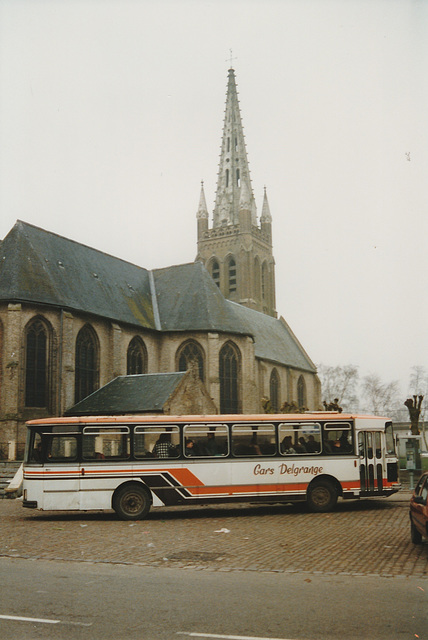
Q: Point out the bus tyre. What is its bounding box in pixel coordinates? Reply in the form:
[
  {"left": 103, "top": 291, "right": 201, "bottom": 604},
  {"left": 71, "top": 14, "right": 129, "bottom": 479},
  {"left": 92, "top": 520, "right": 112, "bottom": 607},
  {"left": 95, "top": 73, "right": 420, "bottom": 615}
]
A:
[
  {"left": 410, "top": 520, "right": 422, "bottom": 545},
  {"left": 307, "top": 480, "right": 338, "bottom": 513},
  {"left": 113, "top": 483, "right": 151, "bottom": 520}
]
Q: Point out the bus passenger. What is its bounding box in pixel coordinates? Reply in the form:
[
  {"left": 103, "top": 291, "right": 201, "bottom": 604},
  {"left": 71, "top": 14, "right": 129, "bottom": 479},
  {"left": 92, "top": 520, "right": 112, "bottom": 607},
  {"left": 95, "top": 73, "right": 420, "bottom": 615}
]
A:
[
  {"left": 153, "top": 433, "right": 178, "bottom": 458},
  {"left": 32, "top": 441, "right": 43, "bottom": 462},
  {"left": 281, "top": 436, "right": 296, "bottom": 454},
  {"left": 306, "top": 435, "right": 319, "bottom": 453},
  {"left": 185, "top": 439, "right": 196, "bottom": 456},
  {"left": 205, "top": 431, "right": 218, "bottom": 456},
  {"left": 296, "top": 437, "right": 307, "bottom": 453}
]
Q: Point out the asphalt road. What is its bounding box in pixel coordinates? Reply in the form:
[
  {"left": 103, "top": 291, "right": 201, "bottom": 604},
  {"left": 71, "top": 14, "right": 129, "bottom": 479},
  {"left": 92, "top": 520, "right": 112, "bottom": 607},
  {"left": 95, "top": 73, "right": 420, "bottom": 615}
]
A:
[{"left": 0, "top": 556, "right": 427, "bottom": 640}]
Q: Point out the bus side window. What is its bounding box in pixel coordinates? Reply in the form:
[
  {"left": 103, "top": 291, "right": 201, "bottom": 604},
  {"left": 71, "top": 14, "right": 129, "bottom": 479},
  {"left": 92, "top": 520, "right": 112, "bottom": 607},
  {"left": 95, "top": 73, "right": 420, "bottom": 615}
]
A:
[
  {"left": 47, "top": 436, "right": 78, "bottom": 461},
  {"left": 183, "top": 425, "right": 228, "bottom": 457},
  {"left": 279, "top": 423, "right": 321, "bottom": 455},
  {"left": 322, "top": 424, "right": 353, "bottom": 455},
  {"left": 30, "top": 433, "right": 43, "bottom": 462},
  {"left": 232, "top": 424, "right": 274, "bottom": 456},
  {"left": 83, "top": 427, "right": 130, "bottom": 460}
]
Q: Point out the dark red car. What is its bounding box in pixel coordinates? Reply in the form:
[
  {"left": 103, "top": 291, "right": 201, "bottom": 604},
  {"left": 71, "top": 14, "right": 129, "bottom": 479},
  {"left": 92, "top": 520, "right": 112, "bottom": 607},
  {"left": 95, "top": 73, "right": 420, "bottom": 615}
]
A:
[{"left": 410, "top": 470, "right": 428, "bottom": 544}]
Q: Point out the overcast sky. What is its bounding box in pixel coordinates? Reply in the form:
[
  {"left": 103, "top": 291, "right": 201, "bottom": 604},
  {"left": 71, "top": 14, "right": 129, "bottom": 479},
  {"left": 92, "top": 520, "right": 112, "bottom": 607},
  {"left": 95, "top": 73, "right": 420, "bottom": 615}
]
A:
[{"left": 0, "top": 0, "right": 427, "bottom": 398}]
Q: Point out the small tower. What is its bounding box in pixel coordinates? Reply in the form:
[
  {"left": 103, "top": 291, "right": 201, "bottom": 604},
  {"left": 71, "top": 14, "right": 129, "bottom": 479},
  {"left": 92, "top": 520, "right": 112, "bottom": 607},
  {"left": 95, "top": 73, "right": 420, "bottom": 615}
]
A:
[{"left": 196, "top": 67, "right": 276, "bottom": 317}]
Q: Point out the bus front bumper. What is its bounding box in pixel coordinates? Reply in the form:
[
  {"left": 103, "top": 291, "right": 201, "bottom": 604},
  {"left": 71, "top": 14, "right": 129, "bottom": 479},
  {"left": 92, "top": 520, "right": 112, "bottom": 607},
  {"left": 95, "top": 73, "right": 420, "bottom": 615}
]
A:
[{"left": 23, "top": 500, "right": 38, "bottom": 509}]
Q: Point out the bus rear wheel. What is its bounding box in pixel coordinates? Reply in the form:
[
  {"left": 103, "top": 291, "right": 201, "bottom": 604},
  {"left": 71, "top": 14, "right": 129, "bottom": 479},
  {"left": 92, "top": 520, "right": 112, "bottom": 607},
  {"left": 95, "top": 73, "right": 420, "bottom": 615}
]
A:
[
  {"left": 113, "top": 483, "right": 151, "bottom": 520},
  {"left": 307, "top": 480, "right": 338, "bottom": 513}
]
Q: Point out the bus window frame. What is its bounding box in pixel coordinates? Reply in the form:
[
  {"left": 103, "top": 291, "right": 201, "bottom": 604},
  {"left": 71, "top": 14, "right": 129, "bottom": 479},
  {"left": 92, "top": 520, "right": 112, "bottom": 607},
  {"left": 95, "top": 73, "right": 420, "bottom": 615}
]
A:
[
  {"left": 82, "top": 425, "right": 131, "bottom": 461},
  {"left": 133, "top": 424, "right": 181, "bottom": 459},
  {"left": 278, "top": 421, "right": 321, "bottom": 456},
  {"left": 231, "top": 423, "right": 276, "bottom": 457},
  {"left": 183, "top": 423, "right": 229, "bottom": 458}
]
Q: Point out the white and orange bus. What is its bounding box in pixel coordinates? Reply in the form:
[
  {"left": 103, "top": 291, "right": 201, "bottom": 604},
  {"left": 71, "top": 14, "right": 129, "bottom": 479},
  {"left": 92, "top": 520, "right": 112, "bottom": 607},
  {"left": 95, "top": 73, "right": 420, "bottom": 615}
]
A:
[{"left": 22, "top": 413, "right": 401, "bottom": 519}]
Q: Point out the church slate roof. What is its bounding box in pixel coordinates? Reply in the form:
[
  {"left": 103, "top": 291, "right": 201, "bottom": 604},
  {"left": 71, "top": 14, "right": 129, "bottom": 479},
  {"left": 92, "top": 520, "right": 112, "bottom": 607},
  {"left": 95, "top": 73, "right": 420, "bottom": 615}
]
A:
[
  {"left": 228, "top": 302, "right": 316, "bottom": 373},
  {"left": 64, "top": 373, "right": 187, "bottom": 416},
  {"left": 0, "top": 220, "right": 155, "bottom": 328},
  {"left": 0, "top": 220, "right": 316, "bottom": 372},
  {"left": 153, "top": 262, "right": 247, "bottom": 334}
]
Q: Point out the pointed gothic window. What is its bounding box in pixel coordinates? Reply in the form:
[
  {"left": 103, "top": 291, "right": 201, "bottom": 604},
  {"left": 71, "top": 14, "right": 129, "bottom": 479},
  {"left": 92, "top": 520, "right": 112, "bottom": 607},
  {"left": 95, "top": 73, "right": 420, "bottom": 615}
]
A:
[
  {"left": 262, "top": 262, "right": 269, "bottom": 301},
  {"left": 297, "top": 375, "right": 306, "bottom": 410},
  {"left": 177, "top": 340, "right": 205, "bottom": 381},
  {"left": 270, "top": 369, "right": 280, "bottom": 412},
  {"left": 226, "top": 169, "right": 229, "bottom": 188},
  {"left": 127, "top": 337, "right": 147, "bottom": 375},
  {"left": 75, "top": 325, "right": 99, "bottom": 403},
  {"left": 236, "top": 169, "right": 240, "bottom": 187},
  {"left": 25, "top": 318, "right": 49, "bottom": 408},
  {"left": 219, "top": 342, "right": 240, "bottom": 414},
  {"left": 211, "top": 259, "right": 220, "bottom": 288},
  {"left": 254, "top": 257, "right": 261, "bottom": 300},
  {"left": 227, "top": 137, "right": 230, "bottom": 152},
  {"left": 228, "top": 257, "right": 237, "bottom": 293}
]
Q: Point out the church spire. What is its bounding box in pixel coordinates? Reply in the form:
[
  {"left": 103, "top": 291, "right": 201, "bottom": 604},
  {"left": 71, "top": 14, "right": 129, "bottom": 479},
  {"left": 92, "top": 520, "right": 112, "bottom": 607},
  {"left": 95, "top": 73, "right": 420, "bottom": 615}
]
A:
[
  {"left": 196, "top": 180, "right": 208, "bottom": 219},
  {"left": 196, "top": 66, "right": 277, "bottom": 318},
  {"left": 260, "top": 186, "right": 272, "bottom": 223},
  {"left": 212, "top": 68, "right": 256, "bottom": 228}
]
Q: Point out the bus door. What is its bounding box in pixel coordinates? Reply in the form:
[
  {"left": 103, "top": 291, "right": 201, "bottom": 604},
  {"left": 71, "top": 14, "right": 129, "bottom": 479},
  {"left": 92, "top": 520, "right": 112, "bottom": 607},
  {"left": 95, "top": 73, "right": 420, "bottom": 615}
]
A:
[
  {"left": 358, "top": 431, "right": 383, "bottom": 494},
  {"left": 42, "top": 433, "right": 81, "bottom": 510}
]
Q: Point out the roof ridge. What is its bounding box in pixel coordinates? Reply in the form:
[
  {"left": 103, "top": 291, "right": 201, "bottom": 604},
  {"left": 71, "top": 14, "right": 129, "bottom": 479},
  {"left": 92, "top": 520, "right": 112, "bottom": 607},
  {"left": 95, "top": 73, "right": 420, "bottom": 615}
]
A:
[{"left": 14, "top": 220, "right": 148, "bottom": 271}]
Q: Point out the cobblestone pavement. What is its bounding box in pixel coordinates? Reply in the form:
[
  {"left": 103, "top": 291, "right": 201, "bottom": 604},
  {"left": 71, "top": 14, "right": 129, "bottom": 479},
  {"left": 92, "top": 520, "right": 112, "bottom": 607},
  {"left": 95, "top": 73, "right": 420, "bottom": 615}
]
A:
[{"left": 1, "top": 493, "right": 427, "bottom": 578}]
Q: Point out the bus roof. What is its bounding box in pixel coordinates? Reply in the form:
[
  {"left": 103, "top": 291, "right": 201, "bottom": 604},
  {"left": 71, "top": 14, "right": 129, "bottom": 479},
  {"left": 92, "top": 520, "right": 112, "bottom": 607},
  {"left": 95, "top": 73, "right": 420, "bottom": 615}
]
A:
[{"left": 26, "top": 412, "right": 391, "bottom": 426}]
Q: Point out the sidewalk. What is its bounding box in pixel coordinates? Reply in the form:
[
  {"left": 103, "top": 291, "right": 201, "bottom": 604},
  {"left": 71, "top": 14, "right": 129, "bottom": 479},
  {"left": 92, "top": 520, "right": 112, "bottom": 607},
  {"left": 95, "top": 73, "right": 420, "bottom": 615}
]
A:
[{"left": 1, "top": 493, "right": 427, "bottom": 578}]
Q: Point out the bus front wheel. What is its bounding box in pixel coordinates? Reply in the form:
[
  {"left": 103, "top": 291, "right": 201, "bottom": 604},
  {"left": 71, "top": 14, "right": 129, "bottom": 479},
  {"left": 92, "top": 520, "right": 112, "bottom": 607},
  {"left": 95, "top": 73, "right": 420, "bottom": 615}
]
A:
[
  {"left": 113, "top": 483, "right": 151, "bottom": 520},
  {"left": 307, "top": 480, "right": 338, "bottom": 513}
]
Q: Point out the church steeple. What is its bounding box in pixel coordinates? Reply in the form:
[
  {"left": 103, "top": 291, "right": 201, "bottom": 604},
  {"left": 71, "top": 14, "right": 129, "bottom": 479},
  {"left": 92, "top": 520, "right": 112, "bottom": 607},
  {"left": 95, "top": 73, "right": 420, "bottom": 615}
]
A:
[
  {"left": 213, "top": 68, "right": 257, "bottom": 228},
  {"left": 196, "top": 67, "right": 277, "bottom": 318}
]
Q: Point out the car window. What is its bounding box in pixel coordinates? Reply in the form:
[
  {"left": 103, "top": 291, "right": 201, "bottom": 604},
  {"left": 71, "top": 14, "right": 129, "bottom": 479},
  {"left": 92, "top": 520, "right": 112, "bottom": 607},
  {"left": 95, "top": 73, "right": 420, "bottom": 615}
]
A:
[
  {"left": 421, "top": 477, "right": 428, "bottom": 502},
  {"left": 415, "top": 475, "right": 426, "bottom": 496}
]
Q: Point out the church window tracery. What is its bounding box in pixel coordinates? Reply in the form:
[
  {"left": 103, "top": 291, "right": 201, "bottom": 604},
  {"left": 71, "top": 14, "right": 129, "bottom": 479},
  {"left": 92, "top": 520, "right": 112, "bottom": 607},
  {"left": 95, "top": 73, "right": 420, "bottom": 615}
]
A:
[
  {"left": 270, "top": 368, "right": 280, "bottom": 412},
  {"left": 219, "top": 342, "right": 240, "bottom": 414},
  {"left": 75, "top": 325, "right": 99, "bottom": 403},
  {"left": 127, "top": 337, "right": 147, "bottom": 375},
  {"left": 177, "top": 340, "right": 205, "bottom": 381},
  {"left": 297, "top": 375, "right": 306, "bottom": 410},
  {"left": 25, "top": 317, "right": 50, "bottom": 408}
]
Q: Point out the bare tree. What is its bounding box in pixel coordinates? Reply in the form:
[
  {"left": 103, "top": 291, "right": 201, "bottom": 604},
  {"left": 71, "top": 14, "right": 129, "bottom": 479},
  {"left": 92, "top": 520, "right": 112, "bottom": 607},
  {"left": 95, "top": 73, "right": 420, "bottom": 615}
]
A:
[
  {"left": 408, "top": 366, "right": 428, "bottom": 448},
  {"left": 404, "top": 395, "right": 424, "bottom": 435},
  {"left": 317, "top": 364, "right": 359, "bottom": 411},
  {"left": 360, "top": 373, "right": 400, "bottom": 416}
]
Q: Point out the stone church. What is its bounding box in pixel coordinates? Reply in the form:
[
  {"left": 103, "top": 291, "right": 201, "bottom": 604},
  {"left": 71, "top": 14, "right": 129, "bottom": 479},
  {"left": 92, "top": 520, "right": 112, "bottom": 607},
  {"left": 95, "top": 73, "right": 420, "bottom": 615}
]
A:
[{"left": 0, "top": 67, "right": 320, "bottom": 453}]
